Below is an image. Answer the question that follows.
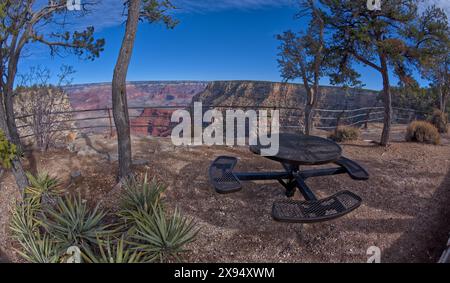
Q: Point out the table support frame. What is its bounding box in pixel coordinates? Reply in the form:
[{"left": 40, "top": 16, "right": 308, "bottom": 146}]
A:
[{"left": 234, "top": 163, "right": 347, "bottom": 201}]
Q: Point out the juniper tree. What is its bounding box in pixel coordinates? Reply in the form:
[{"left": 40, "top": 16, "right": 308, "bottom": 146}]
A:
[
  {"left": 0, "top": 1, "right": 104, "bottom": 191},
  {"left": 421, "top": 42, "right": 449, "bottom": 112},
  {"left": 277, "top": 0, "right": 326, "bottom": 135},
  {"left": 322, "top": 0, "right": 449, "bottom": 146},
  {"left": 112, "top": 0, "right": 177, "bottom": 180}
]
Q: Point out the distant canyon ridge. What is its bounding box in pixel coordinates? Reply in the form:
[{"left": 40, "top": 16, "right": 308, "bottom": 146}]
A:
[{"left": 64, "top": 81, "right": 381, "bottom": 137}]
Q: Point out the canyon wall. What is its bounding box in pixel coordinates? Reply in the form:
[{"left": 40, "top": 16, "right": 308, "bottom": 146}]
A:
[{"left": 64, "top": 81, "right": 381, "bottom": 136}]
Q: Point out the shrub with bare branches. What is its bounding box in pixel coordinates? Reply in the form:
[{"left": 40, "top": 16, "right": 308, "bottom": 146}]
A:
[{"left": 14, "top": 66, "right": 75, "bottom": 151}]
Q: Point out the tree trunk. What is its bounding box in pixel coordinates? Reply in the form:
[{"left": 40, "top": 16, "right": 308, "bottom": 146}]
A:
[
  {"left": 439, "top": 86, "right": 447, "bottom": 112},
  {"left": 379, "top": 55, "right": 392, "bottom": 146},
  {"left": 304, "top": 104, "right": 313, "bottom": 135},
  {"left": 304, "top": 88, "right": 316, "bottom": 136},
  {"left": 0, "top": 104, "right": 28, "bottom": 193},
  {"left": 112, "top": 0, "right": 140, "bottom": 180},
  {"left": 4, "top": 89, "right": 20, "bottom": 146},
  {"left": 4, "top": 53, "right": 22, "bottom": 148}
]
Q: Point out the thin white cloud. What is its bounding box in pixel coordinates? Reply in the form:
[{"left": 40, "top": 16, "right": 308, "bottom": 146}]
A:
[
  {"left": 33, "top": 0, "right": 449, "bottom": 37},
  {"left": 61, "top": 0, "right": 295, "bottom": 31},
  {"left": 174, "top": 0, "right": 295, "bottom": 12}
]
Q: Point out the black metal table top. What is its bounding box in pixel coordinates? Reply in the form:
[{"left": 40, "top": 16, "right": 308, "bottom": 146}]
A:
[{"left": 250, "top": 133, "right": 342, "bottom": 166}]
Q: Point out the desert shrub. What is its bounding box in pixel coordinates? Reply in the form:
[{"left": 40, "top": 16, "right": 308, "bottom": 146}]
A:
[
  {"left": 429, "top": 109, "right": 448, "bottom": 133},
  {"left": 25, "top": 172, "right": 64, "bottom": 205},
  {"left": 14, "top": 231, "right": 62, "bottom": 263},
  {"left": 130, "top": 206, "right": 199, "bottom": 263},
  {"left": 10, "top": 191, "right": 112, "bottom": 263},
  {"left": 328, "top": 126, "right": 360, "bottom": 142},
  {"left": 15, "top": 66, "right": 75, "bottom": 151},
  {"left": 43, "top": 194, "right": 112, "bottom": 249},
  {"left": 118, "top": 175, "right": 198, "bottom": 262},
  {"left": 10, "top": 198, "right": 42, "bottom": 240},
  {"left": 10, "top": 198, "right": 62, "bottom": 263},
  {"left": 10, "top": 172, "right": 199, "bottom": 263},
  {"left": 118, "top": 174, "right": 165, "bottom": 228},
  {"left": 82, "top": 236, "right": 145, "bottom": 263},
  {"left": 405, "top": 121, "right": 441, "bottom": 145},
  {"left": 0, "top": 130, "right": 17, "bottom": 169}
]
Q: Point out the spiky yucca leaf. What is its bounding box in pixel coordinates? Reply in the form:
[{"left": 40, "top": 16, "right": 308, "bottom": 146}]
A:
[
  {"left": 130, "top": 207, "right": 199, "bottom": 263},
  {"left": 25, "top": 172, "right": 63, "bottom": 204},
  {"left": 10, "top": 198, "right": 42, "bottom": 241},
  {"left": 82, "top": 236, "right": 146, "bottom": 263},
  {"left": 15, "top": 232, "right": 62, "bottom": 263},
  {"left": 118, "top": 174, "right": 166, "bottom": 228},
  {"left": 10, "top": 199, "right": 62, "bottom": 263},
  {"left": 44, "top": 194, "right": 113, "bottom": 248}
]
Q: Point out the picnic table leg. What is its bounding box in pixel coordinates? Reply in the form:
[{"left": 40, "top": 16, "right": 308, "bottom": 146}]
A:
[
  {"left": 282, "top": 163, "right": 299, "bottom": 173},
  {"left": 277, "top": 178, "right": 297, "bottom": 197},
  {"left": 293, "top": 174, "right": 318, "bottom": 201}
]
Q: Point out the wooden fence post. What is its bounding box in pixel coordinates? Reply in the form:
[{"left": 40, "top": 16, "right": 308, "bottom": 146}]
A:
[
  {"left": 335, "top": 109, "right": 346, "bottom": 134},
  {"left": 364, "top": 109, "right": 372, "bottom": 129},
  {"left": 107, "top": 108, "right": 113, "bottom": 138}
]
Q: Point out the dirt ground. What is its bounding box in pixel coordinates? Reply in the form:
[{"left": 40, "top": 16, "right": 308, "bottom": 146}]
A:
[{"left": 1, "top": 124, "right": 450, "bottom": 263}]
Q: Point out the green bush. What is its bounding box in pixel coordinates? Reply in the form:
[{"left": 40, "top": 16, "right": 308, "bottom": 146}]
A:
[
  {"left": 328, "top": 126, "right": 360, "bottom": 142},
  {"left": 0, "top": 130, "right": 17, "bottom": 169},
  {"left": 429, "top": 109, "right": 448, "bottom": 134},
  {"left": 405, "top": 121, "right": 441, "bottom": 145}
]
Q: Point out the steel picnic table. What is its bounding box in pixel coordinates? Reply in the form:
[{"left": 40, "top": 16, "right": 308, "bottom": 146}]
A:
[{"left": 209, "top": 133, "right": 369, "bottom": 223}]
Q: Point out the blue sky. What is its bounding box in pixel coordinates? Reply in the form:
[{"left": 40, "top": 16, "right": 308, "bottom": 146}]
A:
[{"left": 19, "top": 0, "right": 449, "bottom": 90}]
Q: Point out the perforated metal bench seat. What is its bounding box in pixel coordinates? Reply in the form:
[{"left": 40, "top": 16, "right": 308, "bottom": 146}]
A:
[
  {"left": 272, "top": 190, "right": 362, "bottom": 223},
  {"left": 209, "top": 156, "right": 242, "bottom": 194},
  {"left": 335, "top": 157, "right": 369, "bottom": 181}
]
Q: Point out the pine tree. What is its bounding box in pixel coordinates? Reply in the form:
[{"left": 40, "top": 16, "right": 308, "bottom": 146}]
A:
[
  {"left": 112, "top": 0, "right": 177, "bottom": 180},
  {"left": 322, "top": 0, "right": 448, "bottom": 145}
]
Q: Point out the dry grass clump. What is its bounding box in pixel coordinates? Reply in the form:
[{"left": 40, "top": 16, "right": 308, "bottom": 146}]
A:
[
  {"left": 429, "top": 109, "right": 448, "bottom": 134},
  {"left": 405, "top": 121, "right": 441, "bottom": 145},
  {"left": 328, "top": 126, "right": 360, "bottom": 142}
]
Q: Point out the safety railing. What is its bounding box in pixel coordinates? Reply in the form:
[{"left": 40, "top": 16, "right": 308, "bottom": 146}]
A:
[{"left": 15, "top": 104, "right": 431, "bottom": 139}]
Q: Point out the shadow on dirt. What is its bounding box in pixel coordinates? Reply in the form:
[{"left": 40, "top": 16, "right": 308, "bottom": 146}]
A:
[
  {"left": 381, "top": 169, "right": 450, "bottom": 262},
  {"left": 0, "top": 247, "right": 10, "bottom": 263}
]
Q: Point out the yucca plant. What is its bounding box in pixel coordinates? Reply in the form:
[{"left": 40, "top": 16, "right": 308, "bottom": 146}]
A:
[
  {"left": 10, "top": 198, "right": 42, "bottom": 239},
  {"left": 25, "top": 172, "right": 64, "bottom": 205},
  {"left": 44, "top": 194, "right": 113, "bottom": 248},
  {"left": 14, "top": 232, "right": 62, "bottom": 263},
  {"left": 118, "top": 174, "right": 166, "bottom": 229},
  {"left": 82, "top": 236, "right": 146, "bottom": 263},
  {"left": 130, "top": 206, "right": 199, "bottom": 263},
  {"left": 10, "top": 198, "right": 62, "bottom": 263}
]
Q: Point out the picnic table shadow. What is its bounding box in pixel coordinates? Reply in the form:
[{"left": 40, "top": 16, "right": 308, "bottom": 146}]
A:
[{"left": 173, "top": 154, "right": 301, "bottom": 233}]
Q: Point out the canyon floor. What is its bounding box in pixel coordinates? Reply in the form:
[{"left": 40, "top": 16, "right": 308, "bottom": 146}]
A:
[{"left": 1, "top": 124, "right": 450, "bottom": 263}]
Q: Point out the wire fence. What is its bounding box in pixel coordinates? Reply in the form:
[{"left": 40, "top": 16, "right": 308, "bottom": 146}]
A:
[{"left": 15, "top": 104, "right": 431, "bottom": 140}]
